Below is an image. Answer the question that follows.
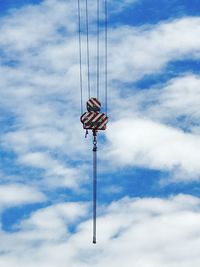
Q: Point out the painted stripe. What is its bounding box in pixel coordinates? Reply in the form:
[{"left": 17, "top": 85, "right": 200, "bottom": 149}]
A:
[
  {"left": 84, "top": 112, "right": 96, "bottom": 124},
  {"left": 84, "top": 120, "right": 107, "bottom": 130},
  {"left": 83, "top": 112, "right": 96, "bottom": 120},
  {"left": 95, "top": 115, "right": 107, "bottom": 126},
  {"left": 92, "top": 99, "right": 101, "bottom": 108},
  {"left": 94, "top": 114, "right": 106, "bottom": 123},
  {"left": 98, "top": 121, "right": 107, "bottom": 130},
  {"left": 91, "top": 98, "right": 101, "bottom": 108},
  {"left": 98, "top": 117, "right": 108, "bottom": 129},
  {"left": 87, "top": 99, "right": 94, "bottom": 107},
  {"left": 91, "top": 114, "right": 106, "bottom": 125},
  {"left": 81, "top": 112, "right": 88, "bottom": 122},
  {"left": 86, "top": 116, "right": 102, "bottom": 128},
  {"left": 91, "top": 113, "right": 103, "bottom": 122},
  {"left": 82, "top": 114, "right": 90, "bottom": 123},
  {"left": 82, "top": 111, "right": 108, "bottom": 130},
  {"left": 92, "top": 116, "right": 108, "bottom": 130},
  {"left": 99, "top": 116, "right": 108, "bottom": 124},
  {"left": 82, "top": 113, "right": 107, "bottom": 122},
  {"left": 84, "top": 113, "right": 99, "bottom": 126},
  {"left": 94, "top": 98, "right": 101, "bottom": 105},
  {"left": 100, "top": 114, "right": 107, "bottom": 120}
]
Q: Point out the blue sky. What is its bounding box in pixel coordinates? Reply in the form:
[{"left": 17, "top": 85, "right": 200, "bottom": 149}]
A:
[{"left": 0, "top": 0, "right": 200, "bottom": 266}]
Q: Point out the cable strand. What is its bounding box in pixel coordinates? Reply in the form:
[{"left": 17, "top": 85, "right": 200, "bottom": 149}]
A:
[
  {"left": 97, "top": 0, "right": 100, "bottom": 100},
  {"left": 77, "top": 0, "right": 83, "bottom": 114},
  {"left": 105, "top": 0, "right": 108, "bottom": 115},
  {"left": 85, "top": 0, "right": 91, "bottom": 99}
]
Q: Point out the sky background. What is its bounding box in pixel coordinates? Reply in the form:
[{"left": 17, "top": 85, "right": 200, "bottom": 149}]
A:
[{"left": 0, "top": 0, "right": 200, "bottom": 266}]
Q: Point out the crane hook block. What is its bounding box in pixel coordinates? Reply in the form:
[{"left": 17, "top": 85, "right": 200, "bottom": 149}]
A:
[{"left": 80, "top": 98, "right": 108, "bottom": 131}]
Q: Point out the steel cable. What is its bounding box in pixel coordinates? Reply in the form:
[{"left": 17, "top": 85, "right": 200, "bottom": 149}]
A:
[
  {"left": 97, "top": 0, "right": 100, "bottom": 100},
  {"left": 85, "top": 0, "right": 91, "bottom": 98},
  {"left": 77, "top": 0, "right": 83, "bottom": 114},
  {"left": 105, "top": 0, "right": 108, "bottom": 115}
]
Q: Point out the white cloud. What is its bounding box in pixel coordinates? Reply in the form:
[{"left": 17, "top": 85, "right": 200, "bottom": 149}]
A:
[
  {"left": 142, "top": 75, "right": 200, "bottom": 129},
  {"left": 113, "top": 75, "right": 200, "bottom": 129},
  {"left": 103, "top": 74, "right": 200, "bottom": 181},
  {"left": 0, "top": 0, "right": 77, "bottom": 52},
  {"left": 0, "top": 195, "right": 200, "bottom": 266},
  {"left": 18, "top": 202, "right": 89, "bottom": 241},
  {"left": 0, "top": 184, "right": 45, "bottom": 208},
  {"left": 18, "top": 151, "right": 86, "bottom": 189},
  {"left": 106, "top": 117, "right": 200, "bottom": 180},
  {"left": 109, "top": 17, "right": 200, "bottom": 81}
]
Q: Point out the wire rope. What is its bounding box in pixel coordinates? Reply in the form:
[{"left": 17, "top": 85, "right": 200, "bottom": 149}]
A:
[
  {"left": 105, "top": 0, "right": 108, "bottom": 115},
  {"left": 77, "top": 0, "right": 83, "bottom": 114},
  {"left": 97, "top": 0, "right": 100, "bottom": 100},
  {"left": 85, "top": 0, "right": 91, "bottom": 99},
  {"left": 78, "top": 0, "right": 108, "bottom": 113}
]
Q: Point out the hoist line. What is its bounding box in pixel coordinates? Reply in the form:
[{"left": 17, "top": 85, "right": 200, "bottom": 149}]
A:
[
  {"left": 77, "top": 0, "right": 83, "bottom": 114},
  {"left": 105, "top": 0, "right": 108, "bottom": 115},
  {"left": 97, "top": 0, "right": 100, "bottom": 100},
  {"left": 77, "top": 0, "right": 108, "bottom": 114},
  {"left": 85, "top": 0, "right": 91, "bottom": 99}
]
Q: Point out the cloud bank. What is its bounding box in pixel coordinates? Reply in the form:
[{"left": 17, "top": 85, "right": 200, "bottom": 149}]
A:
[{"left": 0, "top": 195, "right": 199, "bottom": 267}]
